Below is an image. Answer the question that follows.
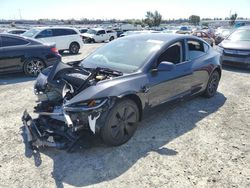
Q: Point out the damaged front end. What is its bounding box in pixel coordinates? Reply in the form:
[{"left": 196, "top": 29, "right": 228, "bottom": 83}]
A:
[{"left": 22, "top": 61, "right": 121, "bottom": 151}]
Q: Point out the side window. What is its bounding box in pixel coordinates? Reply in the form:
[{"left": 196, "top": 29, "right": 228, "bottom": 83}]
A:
[
  {"left": 158, "top": 41, "right": 184, "bottom": 64},
  {"left": 97, "top": 30, "right": 105, "bottom": 35},
  {"left": 187, "top": 40, "right": 205, "bottom": 60},
  {"left": 1, "top": 36, "right": 29, "bottom": 47},
  {"left": 36, "top": 29, "right": 52, "bottom": 38},
  {"left": 53, "top": 29, "right": 66, "bottom": 36},
  {"left": 64, "top": 29, "right": 77, "bottom": 35},
  {"left": 80, "top": 29, "right": 88, "bottom": 33}
]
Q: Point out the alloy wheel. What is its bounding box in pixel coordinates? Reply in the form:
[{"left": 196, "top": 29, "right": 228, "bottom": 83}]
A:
[{"left": 26, "top": 59, "right": 44, "bottom": 76}]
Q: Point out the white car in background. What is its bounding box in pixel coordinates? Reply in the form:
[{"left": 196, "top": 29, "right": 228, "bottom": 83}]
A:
[
  {"left": 81, "top": 28, "right": 117, "bottom": 43},
  {"left": 22, "top": 27, "right": 83, "bottom": 54}
]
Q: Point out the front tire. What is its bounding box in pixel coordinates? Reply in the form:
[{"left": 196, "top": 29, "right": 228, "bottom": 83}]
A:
[
  {"left": 23, "top": 58, "right": 45, "bottom": 77},
  {"left": 100, "top": 99, "right": 139, "bottom": 146},
  {"left": 69, "top": 42, "right": 80, "bottom": 54},
  {"left": 203, "top": 70, "right": 220, "bottom": 98}
]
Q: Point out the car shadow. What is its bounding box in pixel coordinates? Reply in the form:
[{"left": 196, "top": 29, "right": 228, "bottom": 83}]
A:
[
  {"left": 22, "top": 92, "right": 226, "bottom": 188},
  {"left": 0, "top": 73, "right": 35, "bottom": 85},
  {"left": 222, "top": 65, "right": 250, "bottom": 74},
  {"left": 60, "top": 51, "right": 82, "bottom": 57}
]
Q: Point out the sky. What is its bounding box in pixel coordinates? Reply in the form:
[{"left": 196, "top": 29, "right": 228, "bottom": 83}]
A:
[{"left": 0, "top": 0, "right": 250, "bottom": 20}]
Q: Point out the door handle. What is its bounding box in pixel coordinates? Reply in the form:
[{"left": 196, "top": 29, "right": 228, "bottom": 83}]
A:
[{"left": 141, "top": 85, "right": 150, "bottom": 93}]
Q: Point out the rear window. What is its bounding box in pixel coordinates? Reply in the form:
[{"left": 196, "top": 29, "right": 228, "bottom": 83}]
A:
[
  {"left": 1, "top": 36, "right": 29, "bottom": 47},
  {"left": 79, "top": 29, "right": 88, "bottom": 33}
]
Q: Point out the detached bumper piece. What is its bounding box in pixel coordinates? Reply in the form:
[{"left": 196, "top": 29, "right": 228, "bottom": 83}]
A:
[{"left": 22, "top": 110, "right": 82, "bottom": 152}]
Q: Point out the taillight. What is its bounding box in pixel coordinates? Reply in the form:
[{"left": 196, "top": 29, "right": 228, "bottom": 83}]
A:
[{"left": 51, "top": 47, "right": 59, "bottom": 54}]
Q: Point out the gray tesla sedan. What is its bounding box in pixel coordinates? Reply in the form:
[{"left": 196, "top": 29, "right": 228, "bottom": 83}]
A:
[
  {"left": 22, "top": 34, "right": 222, "bottom": 150},
  {"left": 217, "top": 26, "right": 250, "bottom": 68}
]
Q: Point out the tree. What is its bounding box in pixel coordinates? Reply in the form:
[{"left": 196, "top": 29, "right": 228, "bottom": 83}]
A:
[
  {"left": 144, "top": 11, "right": 162, "bottom": 27},
  {"left": 189, "top": 15, "right": 200, "bottom": 25},
  {"left": 229, "top": 13, "right": 238, "bottom": 26}
]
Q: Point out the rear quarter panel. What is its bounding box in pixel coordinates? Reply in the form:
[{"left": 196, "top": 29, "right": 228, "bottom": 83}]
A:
[{"left": 191, "top": 47, "right": 221, "bottom": 93}]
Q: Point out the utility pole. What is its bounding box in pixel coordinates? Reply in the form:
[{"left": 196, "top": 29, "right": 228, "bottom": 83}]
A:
[{"left": 19, "top": 9, "right": 22, "bottom": 20}]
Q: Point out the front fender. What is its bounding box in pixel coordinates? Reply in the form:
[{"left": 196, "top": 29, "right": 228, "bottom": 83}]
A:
[{"left": 65, "top": 73, "right": 149, "bottom": 107}]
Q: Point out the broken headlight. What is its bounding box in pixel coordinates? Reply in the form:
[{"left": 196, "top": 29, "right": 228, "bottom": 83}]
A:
[{"left": 64, "top": 98, "right": 108, "bottom": 112}]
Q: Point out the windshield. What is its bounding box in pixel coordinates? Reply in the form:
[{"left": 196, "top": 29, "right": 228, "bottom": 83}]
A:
[
  {"left": 228, "top": 29, "right": 250, "bottom": 41},
  {"left": 221, "top": 30, "right": 231, "bottom": 37},
  {"left": 22, "top": 28, "right": 41, "bottom": 37},
  {"left": 80, "top": 38, "right": 164, "bottom": 73},
  {"left": 87, "top": 29, "right": 97, "bottom": 35}
]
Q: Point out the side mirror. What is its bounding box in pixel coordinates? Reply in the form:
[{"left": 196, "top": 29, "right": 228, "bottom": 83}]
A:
[{"left": 152, "top": 61, "right": 175, "bottom": 72}]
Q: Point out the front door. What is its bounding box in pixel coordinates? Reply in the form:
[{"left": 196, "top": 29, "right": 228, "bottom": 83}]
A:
[{"left": 147, "top": 40, "right": 193, "bottom": 107}]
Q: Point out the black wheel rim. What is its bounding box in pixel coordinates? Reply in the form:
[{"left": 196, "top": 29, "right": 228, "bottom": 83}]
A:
[
  {"left": 71, "top": 44, "right": 79, "bottom": 54},
  {"left": 110, "top": 105, "right": 137, "bottom": 140},
  {"left": 26, "top": 59, "right": 44, "bottom": 76},
  {"left": 208, "top": 73, "right": 219, "bottom": 96}
]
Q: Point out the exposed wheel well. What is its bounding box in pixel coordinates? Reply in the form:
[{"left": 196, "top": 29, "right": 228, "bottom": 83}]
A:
[{"left": 123, "top": 94, "right": 143, "bottom": 121}]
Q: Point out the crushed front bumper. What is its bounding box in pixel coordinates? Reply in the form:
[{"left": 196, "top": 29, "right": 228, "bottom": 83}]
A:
[{"left": 22, "top": 110, "right": 80, "bottom": 151}]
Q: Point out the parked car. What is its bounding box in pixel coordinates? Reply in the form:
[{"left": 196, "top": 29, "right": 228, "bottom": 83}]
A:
[
  {"left": 217, "top": 26, "right": 250, "bottom": 68},
  {"left": 162, "top": 26, "right": 179, "bottom": 34},
  {"left": 192, "top": 31, "right": 215, "bottom": 46},
  {"left": 176, "top": 26, "right": 192, "bottom": 34},
  {"left": 0, "top": 34, "right": 61, "bottom": 76},
  {"left": 22, "top": 34, "right": 221, "bottom": 150},
  {"left": 22, "top": 27, "right": 83, "bottom": 54},
  {"left": 81, "top": 28, "right": 117, "bottom": 43},
  {"left": 79, "top": 28, "right": 88, "bottom": 34},
  {"left": 114, "top": 29, "right": 124, "bottom": 37},
  {"left": 215, "top": 29, "right": 232, "bottom": 45},
  {"left": 6, "top": 29, "right": 27, "bottom": 35},
  {"left": 120, "top": 30, "right": 160, "bottom": 37}
]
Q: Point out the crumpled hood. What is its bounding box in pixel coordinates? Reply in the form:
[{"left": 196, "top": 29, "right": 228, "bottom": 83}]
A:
[
  {"left": 220, "top": 40, "right": 250, "bottom": 50},
  {"left": 81, "top": 33, "right": 95, "bottom": 38},
  {"left": 65, "top": 73, "right": 148, "bottom": 106}
]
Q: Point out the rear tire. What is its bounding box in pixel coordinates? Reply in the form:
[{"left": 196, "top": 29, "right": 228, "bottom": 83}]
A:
[
  {"left": 69, "top": 42, "right": 80, "bottom": 54},
  {"left": 109, "top": 36, "right": 114, "bottom": 41},
  {"left": 100, "top": 99, "right": 139, "bottom": 146},
  {"left": 203, "top": 70, "right": 220, "bottom": 98},
  {"left": 23, "top": 58, "right": 45, "bottom": 77}
]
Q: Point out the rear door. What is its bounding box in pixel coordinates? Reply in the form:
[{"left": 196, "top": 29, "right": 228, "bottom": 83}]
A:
[
  {"left": 186, "top": 39, "right": 211, "bottom": 94},
  {"left": 147, "top": 40, "right": 193, "bottom": 107},
  {"left": 0, "top": 36, "right": 29, "bottom": 73}
]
